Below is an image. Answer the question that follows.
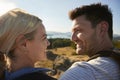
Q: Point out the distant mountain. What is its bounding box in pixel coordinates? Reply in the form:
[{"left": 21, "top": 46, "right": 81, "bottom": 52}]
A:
[
  {"left": 47, "top": 31, "right": 71, "bottom": 39},
  {"left": 47, "top": 31, "right": 120, "bottom": 40},
  {"left": 113, "top": 34, "right": 120, "bottom": 40}
]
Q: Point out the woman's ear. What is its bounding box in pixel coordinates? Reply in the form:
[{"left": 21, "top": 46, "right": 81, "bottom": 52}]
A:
[
  {"left": 96, "top": 21, "right": 109, "bottom": 38},
  {"left": 15, "top": 35, "right": 27, "bottom": 50}
]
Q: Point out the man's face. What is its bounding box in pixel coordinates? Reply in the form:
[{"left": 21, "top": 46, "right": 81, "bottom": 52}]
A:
[{"left": 71, "top": 15, "right": 99, "bottom": 56}]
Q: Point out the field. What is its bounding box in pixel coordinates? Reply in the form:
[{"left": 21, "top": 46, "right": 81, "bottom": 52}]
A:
[
  {"left": 35, "top": 47, "right": 89, "bottom": 78},
  {"left": 48, "top": 47, "right": 88, "bottom": 61},
  {"left": 35, "top": 40, "right": 120, "bottom": 79}
]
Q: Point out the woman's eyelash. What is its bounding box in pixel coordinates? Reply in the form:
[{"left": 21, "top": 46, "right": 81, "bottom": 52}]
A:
[{"left": 42, "top": 36, "right": 47, "bottom": 40}]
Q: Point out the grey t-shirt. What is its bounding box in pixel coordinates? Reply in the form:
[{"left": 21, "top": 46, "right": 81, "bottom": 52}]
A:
[{"left": 59, "top": 57, "right": 120, "bottom": 80}]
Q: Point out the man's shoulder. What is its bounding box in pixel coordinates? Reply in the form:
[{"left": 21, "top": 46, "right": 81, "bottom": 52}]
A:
[
  {"left": 72, "top": 57, "right": 119, "bottom": 76},
  {"left": 88, "top": 57, "right": 118, "bottom": 66},
  {"left": 59, "top": 61, "right": 96, "bottom": 80},
  {"left": 68, "top": 57, "right": 119, "bottom": 76},
  {"left": 59, "top": 57, "right": 119, "bottom": 80},
  {"left": 73, "top": 57, "right": 118, "bottom": 69}
]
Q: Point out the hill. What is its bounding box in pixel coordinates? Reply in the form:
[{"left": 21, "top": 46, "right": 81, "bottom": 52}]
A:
[
  {"left": 36, "top": 47, "right": 89, "bottom": 78},
  {"left": 114, "top": 34, "right": 120, "bottom": 40},
  {"left": 47, "top": 31, "right": 120, "bottom": 40},
  {"left": 47, "top": 31, "right": 71, "bottom": 39}
]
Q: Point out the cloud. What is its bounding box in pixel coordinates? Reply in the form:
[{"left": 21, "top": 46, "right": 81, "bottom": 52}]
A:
[{"left": 0, "top": 0, "right": 17, "bottom": 16}]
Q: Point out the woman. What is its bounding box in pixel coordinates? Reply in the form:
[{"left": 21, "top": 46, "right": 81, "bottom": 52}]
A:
[{"left": 0, "top": 8, "right": 57, "bottom": 80}]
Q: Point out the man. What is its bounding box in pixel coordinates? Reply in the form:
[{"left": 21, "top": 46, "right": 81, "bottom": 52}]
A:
[{"left": 59, "top": 3, "right": 120, "bottom": 80}]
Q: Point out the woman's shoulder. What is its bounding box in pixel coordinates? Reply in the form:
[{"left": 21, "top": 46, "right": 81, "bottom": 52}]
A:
[
  {"left": 13, "top": 72, "right": 57, "bottom": 80},
  {"left": 5, "top": 67, "right": 57, "bottom": 80}
]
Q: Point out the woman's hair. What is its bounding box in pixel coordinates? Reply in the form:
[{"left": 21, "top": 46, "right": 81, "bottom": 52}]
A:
[{"left": 0, "top": 8, "right": 42, "bottom": 79}]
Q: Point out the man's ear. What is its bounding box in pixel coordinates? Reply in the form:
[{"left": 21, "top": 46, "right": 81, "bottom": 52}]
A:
[{"left": 96, "top": 21, "right": 109, "bottom": 37}]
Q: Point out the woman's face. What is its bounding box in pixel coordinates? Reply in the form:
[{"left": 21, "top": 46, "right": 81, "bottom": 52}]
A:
[{"left": 26, "top": 23, "right": 50, "bottom": 63}]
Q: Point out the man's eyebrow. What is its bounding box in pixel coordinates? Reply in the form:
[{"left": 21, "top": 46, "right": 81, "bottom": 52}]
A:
[
  {"left": 72, "top": 26, "right": 79, "bottom": 32},
  {"left": 72, "top": 28, "right": 76, "bottom": 32},
  {"left": 72, "top": 23, "right": 79, "bottom": 32}
]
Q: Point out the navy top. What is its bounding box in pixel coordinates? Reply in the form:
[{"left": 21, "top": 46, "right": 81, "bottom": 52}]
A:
[{"left": 5, "top": 67, "right": 53, "bottom": 80}]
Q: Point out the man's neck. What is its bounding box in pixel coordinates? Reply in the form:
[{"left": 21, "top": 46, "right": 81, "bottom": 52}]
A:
[{"left": 89, "top": 38, "right": 114, "bottom": 57}]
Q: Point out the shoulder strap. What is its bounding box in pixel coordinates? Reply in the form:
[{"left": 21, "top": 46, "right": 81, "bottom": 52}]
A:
[{"left": 87, "top": 48, "right": 120, "bottom": 61}]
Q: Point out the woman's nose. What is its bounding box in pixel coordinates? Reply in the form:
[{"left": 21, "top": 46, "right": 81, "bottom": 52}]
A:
[{"left": 47, "top": 40, "right": 50, "bottom": 46}]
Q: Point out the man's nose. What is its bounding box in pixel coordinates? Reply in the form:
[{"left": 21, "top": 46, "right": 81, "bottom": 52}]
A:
[{"left": 71, "top": 32, "right": 77, "bottom": 42}]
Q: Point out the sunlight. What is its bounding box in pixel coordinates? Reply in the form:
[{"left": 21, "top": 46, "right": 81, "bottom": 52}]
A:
[{"left": 0, "top": 1, "right": 17, "bottom": 16}]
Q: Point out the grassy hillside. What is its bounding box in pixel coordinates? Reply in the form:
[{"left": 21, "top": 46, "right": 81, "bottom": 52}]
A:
[
  {"left": 48, "top": 47, "right": 88, "bottom": 61},
  {"left": 35, "top": 39, "right": 120, "bottom": 79},
  {"left": 36, "top": 47, "right": 89, "bottom": 78},
  {"left": 36, "top": 47, "right": 88, "bottom": 68}
]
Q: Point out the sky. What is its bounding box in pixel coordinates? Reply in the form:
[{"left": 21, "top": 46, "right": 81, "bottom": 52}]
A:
[{"left": 0, "top": 0, "right": 120, "bottom": 35}]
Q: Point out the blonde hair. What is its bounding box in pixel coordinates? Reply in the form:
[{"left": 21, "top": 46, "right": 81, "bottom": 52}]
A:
[{"left": 0, "top": 8, "right": 42, "bottom": 78}]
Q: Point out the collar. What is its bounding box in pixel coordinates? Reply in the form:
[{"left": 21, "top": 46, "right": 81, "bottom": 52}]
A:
[{"left": 5, "top": 67, "right": 51, "bottom": 80}]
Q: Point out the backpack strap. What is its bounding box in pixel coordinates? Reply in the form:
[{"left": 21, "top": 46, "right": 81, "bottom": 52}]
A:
[{"left": 87, "top": 48, "right": 120, "bottom": 61}]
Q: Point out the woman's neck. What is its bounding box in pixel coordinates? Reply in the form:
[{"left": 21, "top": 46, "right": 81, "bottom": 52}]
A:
[{"left": 6, "top": 57, "right": 34, "bottom": 72}]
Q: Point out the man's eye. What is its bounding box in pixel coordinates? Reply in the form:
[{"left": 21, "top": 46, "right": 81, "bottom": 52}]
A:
[
  {"left": 77, "top": 29, "right": 83, "bottom": 33},
  {"left": 75, "top": 30, "right": 81, "bottom": 33},
  {"left": 74, "top": 30, "right": 82, "bottom": 35}
]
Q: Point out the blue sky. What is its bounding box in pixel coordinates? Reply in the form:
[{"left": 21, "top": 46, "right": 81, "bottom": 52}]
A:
[{"left": 0, "top": 0, "right": 120, "bottom": 34}]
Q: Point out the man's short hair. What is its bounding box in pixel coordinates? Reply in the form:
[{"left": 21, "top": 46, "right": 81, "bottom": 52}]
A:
[{"left": 69, "top": 3, "right": 113, "bottom": 40}]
